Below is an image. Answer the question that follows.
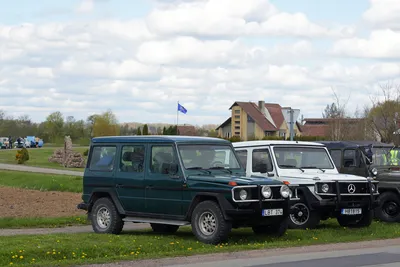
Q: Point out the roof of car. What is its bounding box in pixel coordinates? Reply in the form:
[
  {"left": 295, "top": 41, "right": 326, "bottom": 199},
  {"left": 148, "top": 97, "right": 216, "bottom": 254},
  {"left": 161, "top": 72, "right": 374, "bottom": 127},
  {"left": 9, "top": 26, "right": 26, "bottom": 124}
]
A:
[
  {"left": 319, "top": 140, "right": 395, "bottom": 149},
  {"left": 91, "top": 135, "right": 230, "bottom": 144},
  {"left": 232, "top": 140, "right": 325, "bottom": 148}
]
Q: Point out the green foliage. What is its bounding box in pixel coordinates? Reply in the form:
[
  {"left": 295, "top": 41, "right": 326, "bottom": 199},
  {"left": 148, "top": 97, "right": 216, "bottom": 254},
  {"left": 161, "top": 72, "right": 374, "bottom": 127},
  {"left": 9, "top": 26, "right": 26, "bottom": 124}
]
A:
[
  {"left": 163, "top": 125, "right": 178, "bottom": 135},
  {"left": 137, "top": 127, "right": 142, "bottom": 135},
  {"left": 44, "top": 111, "right": 65, "bottom": 143},
  {"left": 142, "top": 124, "right": 149, "bottom": 135},
  {"left": 83, "top": 149, "right": 89, "bottom": 156},
  {"left": 0, "top": 216, "right": 88, "bottom": 229},
  {"left": 15, "top": 148, "right": 29, "bottom": 164},
  {"left": 228, "top": 136, "right": 242, "bottom": 142},
  {"left": 92, "top": 110, "right": 120, "bottom": 137}
]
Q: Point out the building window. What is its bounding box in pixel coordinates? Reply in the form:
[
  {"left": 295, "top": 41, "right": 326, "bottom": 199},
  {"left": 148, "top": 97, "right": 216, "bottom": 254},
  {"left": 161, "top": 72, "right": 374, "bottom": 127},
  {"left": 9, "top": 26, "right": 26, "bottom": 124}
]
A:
[
  {"left": 234, "top": 109, "right": 240, "bottom": 114},
  {"left": 235, "top": 126, "right": 240, "bottom": 129},
  {"left": 235, "top": 132, "right": 240, "bottom": 135},
  {"left": 235, "top": 115, "right": 240, "bottom": 119},
  {"left": 235, "top": 121, "right": 240, "bottom": 124}
]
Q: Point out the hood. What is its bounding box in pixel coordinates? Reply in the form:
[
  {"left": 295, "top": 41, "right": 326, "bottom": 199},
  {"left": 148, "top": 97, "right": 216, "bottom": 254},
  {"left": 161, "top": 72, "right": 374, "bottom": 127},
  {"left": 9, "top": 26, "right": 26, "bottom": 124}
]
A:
[
  {"left": 187, "top": 174, "right": 283, "bottom": 186},
  {"left": 280, "top": 171, "right": 367, "bottom": 182}
]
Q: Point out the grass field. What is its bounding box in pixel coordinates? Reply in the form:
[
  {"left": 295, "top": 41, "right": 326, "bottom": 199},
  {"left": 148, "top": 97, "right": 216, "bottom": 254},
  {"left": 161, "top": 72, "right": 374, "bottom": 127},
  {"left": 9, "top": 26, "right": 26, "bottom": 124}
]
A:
[
  {"left": 0, "top": 170, "right": 82, "bottom": 193},
  {"left": 0, "top": 147, "right": 88, "bottom": 171},
  {"left": 1, "top": 220, "right": 400, "bottom": 266},
  {"left": 0, "top": 216, "right": 89, "bottom": 229}
]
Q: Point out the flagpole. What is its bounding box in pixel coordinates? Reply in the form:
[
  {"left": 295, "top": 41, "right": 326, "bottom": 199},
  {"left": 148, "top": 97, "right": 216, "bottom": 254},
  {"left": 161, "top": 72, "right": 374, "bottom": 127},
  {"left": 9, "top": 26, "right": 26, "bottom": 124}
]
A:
[{"left": 177, "top": 101, "right": 179, "bottom": 135}]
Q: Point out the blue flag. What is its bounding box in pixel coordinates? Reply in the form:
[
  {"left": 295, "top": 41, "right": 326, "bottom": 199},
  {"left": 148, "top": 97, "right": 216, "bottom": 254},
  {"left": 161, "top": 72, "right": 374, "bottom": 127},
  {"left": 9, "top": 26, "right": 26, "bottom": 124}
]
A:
[{"left": 178, "top": 103, "right": 187, "bottom": 114}]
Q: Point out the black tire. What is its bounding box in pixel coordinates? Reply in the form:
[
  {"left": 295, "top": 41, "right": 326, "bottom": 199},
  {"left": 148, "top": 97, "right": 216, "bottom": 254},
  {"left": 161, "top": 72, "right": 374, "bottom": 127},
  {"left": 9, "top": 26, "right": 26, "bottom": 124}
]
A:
[
  {"left": 288, "top": 201, "right": 320, "bottom": 229},
  {"left": 375, "top": 191, "right": 400, "bottom": 222},
  {"left": 150, "top": 223, "right": 179, "bottom": 234},
  {"left": 337, "top": 209, "right": 373, "bottom": 228},
  {"left": 252, "top": 218, "right": 288, "bottom": 237},
  {"left": 90, "top": 197, "right": 124, "bottom": 234},
  {"left": 191, "top": 200, "right": 232, "bottom": 244}
]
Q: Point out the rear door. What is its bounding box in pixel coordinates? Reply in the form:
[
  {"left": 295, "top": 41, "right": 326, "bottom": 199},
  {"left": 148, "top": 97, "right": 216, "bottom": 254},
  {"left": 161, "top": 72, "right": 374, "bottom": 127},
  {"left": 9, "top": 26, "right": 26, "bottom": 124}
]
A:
[{"left": 114, "top": 144, "right": 146, "bottom": 213}]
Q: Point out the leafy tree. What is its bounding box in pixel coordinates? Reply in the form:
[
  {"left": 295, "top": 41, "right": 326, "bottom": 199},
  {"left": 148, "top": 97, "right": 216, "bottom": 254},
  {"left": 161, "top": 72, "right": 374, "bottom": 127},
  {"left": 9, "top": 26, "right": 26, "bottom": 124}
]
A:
[
  {"left": 137, "top": 127, "right": 142, "bottom": 135},
  {"left": 162, "top": 126, "right": 167, "bottom": 135},
  {"left": 44, "top": 111, "right": 64, "bottom": 142},
  {"left": 92, "top": 110, "right": 120, "bottom": 137},
  {"left": 142, "top": 124, "right": 149, "bottom": 135}
]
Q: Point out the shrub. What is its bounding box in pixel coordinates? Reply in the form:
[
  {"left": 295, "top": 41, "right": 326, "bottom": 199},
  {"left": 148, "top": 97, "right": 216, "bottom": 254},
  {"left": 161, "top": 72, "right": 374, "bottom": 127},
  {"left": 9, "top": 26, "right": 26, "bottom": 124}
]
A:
[
  {"left": 83, "top": 149, "right": 89, "bottom": 156},
  {"left": 15, "top": 148, "right": 30, "bottom": 164}
]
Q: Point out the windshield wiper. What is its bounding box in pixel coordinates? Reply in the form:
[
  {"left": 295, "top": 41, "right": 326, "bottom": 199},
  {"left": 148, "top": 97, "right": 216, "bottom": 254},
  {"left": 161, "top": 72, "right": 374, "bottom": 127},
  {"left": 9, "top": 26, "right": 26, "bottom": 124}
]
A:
[
  {"left": 186, "top": 167, "right": 211, "bottom": 175},
  {"left": 208, "top": 167, "right": 232, "bottom": 174},
  {"left": 279, "top": 165, "right": 304, "bottom": 172},
  {"left": 301, "top": 166, "right": 326, "bottom": 173}
]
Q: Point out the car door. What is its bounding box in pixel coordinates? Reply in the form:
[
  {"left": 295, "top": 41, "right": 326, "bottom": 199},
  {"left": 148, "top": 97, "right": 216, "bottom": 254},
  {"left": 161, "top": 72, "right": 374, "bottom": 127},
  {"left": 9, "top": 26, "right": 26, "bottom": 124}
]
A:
[
  {"left": 250, "top": 147, "right": 276, "bottom": 178},
  {"left": 145, "top": 144, "right": 184, "bottom": 217},
  {"left": 114, "top": 144, "right": 146, "bottom": 213}
]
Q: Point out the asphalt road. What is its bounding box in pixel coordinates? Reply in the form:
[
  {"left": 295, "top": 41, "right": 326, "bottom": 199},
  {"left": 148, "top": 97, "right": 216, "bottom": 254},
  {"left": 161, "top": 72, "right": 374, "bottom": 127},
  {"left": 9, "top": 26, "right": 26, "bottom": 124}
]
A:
[
  {"left": 81, "top": 238, "right": 400, "bottom": 267},
  {"left": 0, "top": 163, "right": 83, "bottom": 176}
]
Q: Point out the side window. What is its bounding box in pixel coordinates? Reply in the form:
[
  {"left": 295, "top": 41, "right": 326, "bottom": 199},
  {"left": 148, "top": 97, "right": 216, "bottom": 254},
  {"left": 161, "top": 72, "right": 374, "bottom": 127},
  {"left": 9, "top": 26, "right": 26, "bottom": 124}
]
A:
[
  {"left": 343, "top": 149, "right": 356, "bottom": 167},
  {"left": 235, "top": 150, "right": 248, "bottom": 170},
  {"left": 151, "top": 145, "right": 176, "bottom": 174},
  {"left": 120, "top": 145, "right": 145, "bottom": 173},
  {"left": 329, "top": 150, "right": 342, "bottom": 168},
  {"left": 252, "top": 149, "right": 273, "bottom": 172},
  {"left": 89, "top": 146, "right": 117, "bottom": 171}
]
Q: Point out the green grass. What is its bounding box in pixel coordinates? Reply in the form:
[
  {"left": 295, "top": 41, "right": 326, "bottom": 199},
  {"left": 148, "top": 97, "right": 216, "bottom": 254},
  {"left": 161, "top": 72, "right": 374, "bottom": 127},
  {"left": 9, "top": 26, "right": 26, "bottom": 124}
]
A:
[
  {"left": 2, "top": 220, "right": 400, "bottom": 266},
  {"left": 0, "top": 147, "right": 88, "bottom": 171},
  {"left": 0, "top": 216, "right": 89, "bottom": 229},
  {"left": 0, "top": 170, "right": 82, "bottom": 193}
]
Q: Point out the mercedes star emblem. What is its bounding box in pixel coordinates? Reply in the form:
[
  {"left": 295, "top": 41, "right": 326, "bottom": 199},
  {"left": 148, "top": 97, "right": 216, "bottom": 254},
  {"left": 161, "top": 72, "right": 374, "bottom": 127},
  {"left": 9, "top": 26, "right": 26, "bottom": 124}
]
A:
[{"left": 348, "top": 184, "right": 356, "bottom": 194}]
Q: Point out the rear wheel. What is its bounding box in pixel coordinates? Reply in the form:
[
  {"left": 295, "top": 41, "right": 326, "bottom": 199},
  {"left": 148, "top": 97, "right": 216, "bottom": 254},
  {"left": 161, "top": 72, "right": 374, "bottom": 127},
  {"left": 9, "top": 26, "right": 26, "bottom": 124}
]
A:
[
  {"left": 191, "top": 200, "right": 232, "bottom": 244},
  {"left": 150, "top": 223, "right": 179, "bottom": 234},
  {"left": 90, "top": 197, "right": 124, "bottom": 234},
  {"left": 375, "top": 192, "right": 400, "bottom": 222}
]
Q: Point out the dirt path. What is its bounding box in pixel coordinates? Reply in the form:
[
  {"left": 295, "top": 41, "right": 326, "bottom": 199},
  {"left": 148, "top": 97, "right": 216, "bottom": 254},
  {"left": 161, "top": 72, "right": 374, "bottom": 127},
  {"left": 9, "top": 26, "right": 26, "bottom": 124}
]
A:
[
  {"left": 0, "top": 223, "right": 150, "bottom": 236},
  {"left": 0, "top": 163, "right": 83, "bottom": 176},
  {"left": 0, "top": 187, "right": 85, "bottom": 218}
]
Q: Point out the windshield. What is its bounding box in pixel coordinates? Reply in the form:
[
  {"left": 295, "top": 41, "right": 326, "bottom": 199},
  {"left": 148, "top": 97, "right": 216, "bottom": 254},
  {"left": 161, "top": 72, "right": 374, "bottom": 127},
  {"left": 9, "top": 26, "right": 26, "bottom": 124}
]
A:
[
  {"left": 178, "top": 144, "right": 241, "bottom": 170},
  {"left": 273, "top": 146, "right": 334, "bottom": 169}
]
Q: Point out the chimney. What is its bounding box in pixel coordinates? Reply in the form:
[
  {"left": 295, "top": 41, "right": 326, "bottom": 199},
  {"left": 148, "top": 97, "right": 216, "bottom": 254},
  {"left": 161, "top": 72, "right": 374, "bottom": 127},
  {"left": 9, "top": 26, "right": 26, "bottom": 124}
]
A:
[{"left": 258, "top": 100, "right": 265, "bottom": 111}]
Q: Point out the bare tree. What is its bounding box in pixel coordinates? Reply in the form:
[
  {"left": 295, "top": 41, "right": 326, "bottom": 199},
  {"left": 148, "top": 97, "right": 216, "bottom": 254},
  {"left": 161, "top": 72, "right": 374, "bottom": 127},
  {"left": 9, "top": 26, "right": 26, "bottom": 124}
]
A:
[{"left": 367, "top": 81, "right": 400, "bottom": 143}]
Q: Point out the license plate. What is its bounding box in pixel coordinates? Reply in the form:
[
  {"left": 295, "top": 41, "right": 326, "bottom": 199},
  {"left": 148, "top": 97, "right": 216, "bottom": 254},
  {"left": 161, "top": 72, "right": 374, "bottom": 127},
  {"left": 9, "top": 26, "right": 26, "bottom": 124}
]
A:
[
  {"left": 262, "top": 209, "right": 283, "bottom": 216},
  {"left": 341, "top": 208, "right": 362, "bottom": 215}
]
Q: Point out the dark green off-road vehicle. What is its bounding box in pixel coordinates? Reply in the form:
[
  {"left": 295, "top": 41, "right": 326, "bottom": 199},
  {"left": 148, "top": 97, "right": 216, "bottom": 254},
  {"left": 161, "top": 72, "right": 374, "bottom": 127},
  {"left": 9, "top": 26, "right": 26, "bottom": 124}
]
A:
[{"left": 77, "top": 136, "right": 294, "bottom": 244}]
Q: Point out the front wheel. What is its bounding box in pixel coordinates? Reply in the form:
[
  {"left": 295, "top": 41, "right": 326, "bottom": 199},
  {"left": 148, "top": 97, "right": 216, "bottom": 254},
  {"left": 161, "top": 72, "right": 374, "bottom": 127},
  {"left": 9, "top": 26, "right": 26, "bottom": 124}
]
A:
[
  {"left": 288, "top": 201, "right": 320, "bottom": 229},
  {"left": 337, "top": 209, "right": 373, "bottom": 228},
  {"left": 375, "top": 192, "right": 400, "bottom": 222},
  {"left": 191, "top": 201, "right": 232, "bottom": 245},
  {"left": 90, "top": 197, "right": 124, "bottom": 234}
]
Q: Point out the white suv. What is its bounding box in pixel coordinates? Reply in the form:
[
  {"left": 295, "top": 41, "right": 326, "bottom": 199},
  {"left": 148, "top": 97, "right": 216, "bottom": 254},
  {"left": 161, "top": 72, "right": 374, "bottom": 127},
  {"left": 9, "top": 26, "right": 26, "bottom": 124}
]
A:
[{"left": 232, "top": 140, "right": 379, "bottom": 229}]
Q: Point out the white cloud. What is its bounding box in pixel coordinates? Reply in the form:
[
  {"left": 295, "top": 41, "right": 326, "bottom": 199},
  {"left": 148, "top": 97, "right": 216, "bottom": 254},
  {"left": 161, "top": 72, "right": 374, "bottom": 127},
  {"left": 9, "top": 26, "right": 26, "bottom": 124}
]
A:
[
  {"left": 76, "top": 0, "right": 94, "bottom": 13},
  {"left": 363, "top": 0, "right": 400, "bottom": 29},
  {"left": 332, "top": 29, "right": 400, "bottom": 58}
]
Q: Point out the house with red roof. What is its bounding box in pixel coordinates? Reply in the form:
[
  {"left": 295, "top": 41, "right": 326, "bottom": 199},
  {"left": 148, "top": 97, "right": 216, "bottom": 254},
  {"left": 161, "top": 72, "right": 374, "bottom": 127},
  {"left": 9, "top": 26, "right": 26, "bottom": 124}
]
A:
[{"left": 216, "top": 101, "right": 302, "bottom": 140}]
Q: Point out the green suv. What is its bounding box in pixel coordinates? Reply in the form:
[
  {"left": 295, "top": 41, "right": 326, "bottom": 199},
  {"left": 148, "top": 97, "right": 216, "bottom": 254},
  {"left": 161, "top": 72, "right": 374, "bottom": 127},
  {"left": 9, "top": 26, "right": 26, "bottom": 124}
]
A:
[{"left": 77, "top": 136, "right": 293, "bottom": 244}]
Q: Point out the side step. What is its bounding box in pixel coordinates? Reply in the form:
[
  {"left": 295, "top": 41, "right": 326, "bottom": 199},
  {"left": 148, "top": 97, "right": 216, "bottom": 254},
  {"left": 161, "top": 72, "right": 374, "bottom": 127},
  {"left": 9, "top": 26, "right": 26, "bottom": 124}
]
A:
[{"left": 123, "top": 216, "right": 190, "bottom": 226}]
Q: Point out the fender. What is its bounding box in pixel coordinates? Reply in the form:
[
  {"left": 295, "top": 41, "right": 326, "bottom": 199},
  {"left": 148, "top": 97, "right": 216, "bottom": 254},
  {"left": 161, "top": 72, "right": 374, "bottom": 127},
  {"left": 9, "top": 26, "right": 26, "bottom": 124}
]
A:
[
  {"left": 88, "top": 188, "right": 126, "bottom": 215},
  {"left": 292, "top": 185, "right": 319, "bottom": 211},
  {"left": 185, "top": 192, "right": 234, "bottom": 221},
  {"left": 376, "top": 182, "right": 400, "bottom": 195}
]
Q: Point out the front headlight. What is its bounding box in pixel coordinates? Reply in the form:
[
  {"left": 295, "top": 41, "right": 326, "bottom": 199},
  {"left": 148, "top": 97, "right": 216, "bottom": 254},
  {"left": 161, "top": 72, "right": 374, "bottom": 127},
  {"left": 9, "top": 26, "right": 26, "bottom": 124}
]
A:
[
  {"left": 239, "top": 189, "right": 248, "bottom": 200},
  {"left": 321, "top": 183, "right": 329, "bottom": 193},
  {"left": 371, "top": 168, "right": 378, "bottom": 176},
  {"left": 261, "top": 186, "right": 272, "bottom": 199},
  {"left": 280, "top": 185, "right": 290, "bottom": 198}
]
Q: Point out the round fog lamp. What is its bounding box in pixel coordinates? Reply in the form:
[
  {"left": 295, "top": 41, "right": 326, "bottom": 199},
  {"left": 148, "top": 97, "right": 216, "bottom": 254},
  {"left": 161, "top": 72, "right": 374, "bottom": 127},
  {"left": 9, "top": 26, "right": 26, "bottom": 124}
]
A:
[
  {"left": 239, "top": 189, "right": 248, "bottom": 200},
  {"left": 321, "top": 183, "right": 329, "bottom": 193},
  {"left": 280, "top": 185, "right": 290, "bottom": 198},
  {"left": 371, "top": 184, "right": 376, "bottom": 192},
  {"left": 261, "top": 186, "right": 272, "bottom": 199}
]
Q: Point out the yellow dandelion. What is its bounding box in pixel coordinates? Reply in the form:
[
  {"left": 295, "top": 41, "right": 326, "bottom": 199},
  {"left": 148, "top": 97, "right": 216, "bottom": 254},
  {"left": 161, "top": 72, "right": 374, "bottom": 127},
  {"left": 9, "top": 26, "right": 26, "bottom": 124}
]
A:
[{"left": 19, "top": 256, "right": 23, "bottom": 259}]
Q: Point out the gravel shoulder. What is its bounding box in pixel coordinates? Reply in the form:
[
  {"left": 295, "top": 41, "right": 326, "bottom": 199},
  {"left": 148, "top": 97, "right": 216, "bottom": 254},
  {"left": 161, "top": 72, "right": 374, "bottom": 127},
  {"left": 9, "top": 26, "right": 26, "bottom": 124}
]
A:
[
  {"left": 79, "top": 238, "right": 400, "bottom": 267},
  {"left": 0, "top": 163, "right": 83, "bottom": 176}
]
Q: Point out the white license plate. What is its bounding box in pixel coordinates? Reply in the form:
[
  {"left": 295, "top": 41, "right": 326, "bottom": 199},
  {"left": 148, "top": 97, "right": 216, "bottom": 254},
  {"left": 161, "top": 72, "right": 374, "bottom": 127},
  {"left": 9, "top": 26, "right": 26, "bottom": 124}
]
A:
[
  {"left": 262, "top": 209, "right": 283, "bottom": 216},
  {"left": 341, "top": 208, "right": 362, "bottom": 215}
]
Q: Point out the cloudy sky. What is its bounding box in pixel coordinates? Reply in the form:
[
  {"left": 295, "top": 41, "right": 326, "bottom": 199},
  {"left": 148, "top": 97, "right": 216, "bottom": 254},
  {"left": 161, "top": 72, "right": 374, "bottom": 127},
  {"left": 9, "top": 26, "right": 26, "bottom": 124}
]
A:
[{"left": 1, "top": 0, "right": 399, "bottom": 126}]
